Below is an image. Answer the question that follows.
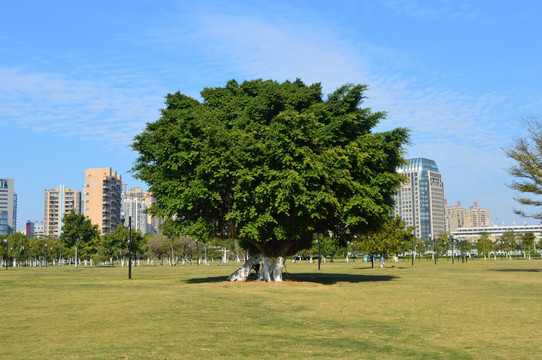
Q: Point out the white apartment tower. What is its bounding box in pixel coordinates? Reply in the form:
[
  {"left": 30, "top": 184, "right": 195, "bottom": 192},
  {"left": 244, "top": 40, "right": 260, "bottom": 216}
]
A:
[
  {"left": 121, "top": 186, "right": 148, "bottom": 234},
  {"left": 43, "top": 185, "right": 82, "bottom": 237}
]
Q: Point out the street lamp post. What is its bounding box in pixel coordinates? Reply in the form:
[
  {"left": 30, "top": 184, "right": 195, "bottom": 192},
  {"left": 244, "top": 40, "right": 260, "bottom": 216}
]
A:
[
  {"left": 411, "top": 237, "right": 414, "bottom": 266},
  {"left": 196, "top": 239, "right": 199, "bottom": 265},
  {"left": 44, "top": 243, "right": 48, "bottom": 267},
  {"left": 3, "top": 239, "right": 7, "bottom": 269},
  {"left": 317, "top": 235, "right": 321, "bottom": 271},
  {"left": 451, "top": 236, "right": 455, "bottom": 264},
  {"left": 128, "top": 216, "right": 132, "bottom": 279},
  {"left": 121, "top": 211, "right": 132, "bottom": 279},
  {"left": 20, "top": 246, "right": 24, "bottom": 267},
  {"left": 433, "top": 236, "right": 437, "bottom": 265}
]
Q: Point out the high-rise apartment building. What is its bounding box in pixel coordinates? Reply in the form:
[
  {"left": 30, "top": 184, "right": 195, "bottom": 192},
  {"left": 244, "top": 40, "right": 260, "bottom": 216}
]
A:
[
  {"left": 84, "top": 168, "right": 122, "bottom": 234},
  {"left": 144, "top": 192, "right": 162, "bottom": 234},
  {"left": 121, "top": 186, "right": 148, "bottom": 234},
  {"left": 445, "top": 201, "right": 490, "bottom": 233},
  {"left": 0, "top": 178, "right": 17, "bottom": 235},
  {"left": 394, "top": 158, "right": 445, "bottom": 240},
  {"left": 43, "top": 185, "right": 82, "bottom": 237}
]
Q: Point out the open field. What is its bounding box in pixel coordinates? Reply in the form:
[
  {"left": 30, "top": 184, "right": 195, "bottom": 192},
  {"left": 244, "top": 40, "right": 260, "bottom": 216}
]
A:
[{"left": 1, "top": 258, "right": 541, "bottom": 359}]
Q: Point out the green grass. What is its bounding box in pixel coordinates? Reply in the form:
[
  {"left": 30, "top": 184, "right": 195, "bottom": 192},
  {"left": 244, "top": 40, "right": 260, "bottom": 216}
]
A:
[{"left": 1, "top": 258, "right": 541, "bottom": 359}]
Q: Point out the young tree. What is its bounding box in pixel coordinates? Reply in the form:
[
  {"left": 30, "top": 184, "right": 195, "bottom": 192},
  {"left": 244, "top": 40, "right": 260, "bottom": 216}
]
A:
[
  {"left": 4, "top": 232, "right": 27, "bottom": 265},
  {"left": 476, "top": 233, "right": 492, "bottom": 258},
  {"left": 521, "top": 232, "right": 536, "bottom": 256},
  {"left": 132, "top": 79, "right": 410, "bottom": 281},
  {"left": 160, "top": 218, "right": 184, "bottom": 263},
  {"left": 102, "top": 230, "right": 124, "bottom": 264},
  {"left": 499, "top": 230, "right": 518, "bottom": 258},
  {"left": 144, "top": 233, "right": 168, "bottom": 262},
  {"left": 504, "top": 116, "right": 542, "bottom": 219},
  {"left": 359, "top": 216, "right": 414, "bottom": 267},
  {"left": 436, "top": 233, "right": 450, "bottom": 255},
  {"left": 60, "top": 211, "right": 101, "bottom": 262}
]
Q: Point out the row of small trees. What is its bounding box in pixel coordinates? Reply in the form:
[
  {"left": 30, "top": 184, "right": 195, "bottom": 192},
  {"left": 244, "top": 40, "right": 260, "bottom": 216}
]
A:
[
  {"left": 0, "top": 213, "right": 236, "bottom": 267},
  {"left": 294, "top": 222, "right": 541, "bottom": 265}
]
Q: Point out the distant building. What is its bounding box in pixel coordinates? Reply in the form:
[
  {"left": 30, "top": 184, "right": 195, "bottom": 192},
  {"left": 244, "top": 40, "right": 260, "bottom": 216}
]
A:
[
  {"left": 118, "top": 186, "right": 164, "bottom": 235},
  {"left": 144, "top": 192, "right": 163, "bottom": 234},
  {"left": 121, "top": 186, "right": 148, "bottom": 234},
  {"left": 0, "top": 178, "right": 17, "bottom": 235},
  {"left": 33, "top": 221, "right": 45, "bottom": 239},
  {"left": 394, "top": 158, "right": 445, "bottom": 240},
  {"left": 44, "top": 185, "right": 82, "bottom": 237},
  {"left": 19, "top": 221, "right": 44, "bottom": 239},
  {"left": 84, "top": 168, "right": 122, "bottom": 234},
  {"left": 26, "top": 220, "right": 34, "bottom": 240},
  {"left": 445, "top": 201, "right": 490, "bottom": 233},
  {"left": 452, "top": 224, "right": 542, "bottom": 243}
]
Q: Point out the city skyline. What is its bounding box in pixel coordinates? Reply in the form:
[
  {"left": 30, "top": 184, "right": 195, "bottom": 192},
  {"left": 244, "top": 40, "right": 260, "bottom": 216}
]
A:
[{"left": 1, "top": 1, "right": 541, "bottom": 229}]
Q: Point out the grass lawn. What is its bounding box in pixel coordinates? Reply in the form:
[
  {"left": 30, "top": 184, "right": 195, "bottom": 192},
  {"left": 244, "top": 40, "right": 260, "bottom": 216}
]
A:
[{"left": 1, "top": 257, "right": 541, "bottom": 359}]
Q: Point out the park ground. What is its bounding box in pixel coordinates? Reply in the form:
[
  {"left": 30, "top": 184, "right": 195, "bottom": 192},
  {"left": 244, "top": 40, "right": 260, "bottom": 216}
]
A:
[{"left": 1, "top": 257, "right": 541, "bottom": 359}]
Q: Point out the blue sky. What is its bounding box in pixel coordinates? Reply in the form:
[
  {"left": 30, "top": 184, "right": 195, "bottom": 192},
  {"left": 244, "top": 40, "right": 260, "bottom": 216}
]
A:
[{"left": 1, "top": 0, "right": 541, "bottom": 230}]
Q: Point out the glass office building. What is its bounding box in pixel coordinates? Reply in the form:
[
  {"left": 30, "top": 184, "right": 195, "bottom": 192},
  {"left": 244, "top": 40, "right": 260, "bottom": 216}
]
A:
[
  {"left": 394, "top": 158, "right": 445, "bottom": 240},
  {"left": 0, "top": 178, "right": 17, "bottom": 235}
]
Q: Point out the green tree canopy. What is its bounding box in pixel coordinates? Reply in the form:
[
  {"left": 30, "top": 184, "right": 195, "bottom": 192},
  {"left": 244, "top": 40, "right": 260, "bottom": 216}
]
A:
[
  {"left": 521, "top": 232, "right": 536, "bottom": 254},
  {"left": 476, "top": 232, "right": 492, "bottom": 257},
  {"left": 60, "top": 212, "right": 100, "bottom": 249},
  {"left": 359, "top": 216, "right": 415, "bottom": 263},
  {"left": 132, "top": 79, "right": 410, "bottom": 281},
  {"left": 102, "top": 224, "right": 146, "bottom": 260}
]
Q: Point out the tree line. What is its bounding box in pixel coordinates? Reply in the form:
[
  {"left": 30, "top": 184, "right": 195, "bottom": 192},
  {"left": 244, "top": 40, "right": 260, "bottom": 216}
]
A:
[{"left": 0, "top": 213, "right": 232, "bottom": 267}]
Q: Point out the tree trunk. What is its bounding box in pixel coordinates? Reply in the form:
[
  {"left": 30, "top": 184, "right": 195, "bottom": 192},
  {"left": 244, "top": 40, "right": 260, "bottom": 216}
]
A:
[
  {"left": 259, "top": 255, "right": 285, "bottom": 282},
  {"left": 227, "top": 253, "right": 286, "bottom": 282},
  {"left": 227, "top": 254, "right": 262, "bottom": 282}
]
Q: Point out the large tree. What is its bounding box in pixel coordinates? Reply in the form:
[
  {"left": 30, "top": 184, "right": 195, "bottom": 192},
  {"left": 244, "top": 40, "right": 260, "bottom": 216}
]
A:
[
  {"left": 132, "top": 79, "right": 409, "bottom": 281},
  {"left": 504, "top": 116, "right": 542, "bottom": 219}
]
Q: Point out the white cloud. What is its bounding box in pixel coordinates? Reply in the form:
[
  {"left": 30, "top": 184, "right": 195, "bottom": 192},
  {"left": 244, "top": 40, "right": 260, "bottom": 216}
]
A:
[{"left": 0, "top": 67, "right": 163, "bottom": 149}]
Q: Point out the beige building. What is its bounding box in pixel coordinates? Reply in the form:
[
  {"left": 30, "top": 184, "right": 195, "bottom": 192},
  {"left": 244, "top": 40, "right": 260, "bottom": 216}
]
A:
[
  {"left": 43, "top": 185, "right": 81, "bottom": 237},
  {"left": 445, "top": 201, "right": 490, "bottom": 233},
  {"left": 84, "top": 168, "right": 122, "bottom": 234},
  {"left": 144, "top": 192, "right": 163, "bottom": 234}
]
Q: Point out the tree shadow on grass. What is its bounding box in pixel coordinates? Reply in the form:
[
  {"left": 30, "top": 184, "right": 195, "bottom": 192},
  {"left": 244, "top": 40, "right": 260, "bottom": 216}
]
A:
[
  {"left": 185, "top": 273, "right": 397, "bottom": 284},
  {"left": 186, "top": 276, "right": 231, "bottom": 284},
  {"left": 490, "top": 268, "right": 541, "bottom": 272},
  {"left": 285, "top": 272, "right": 397, "bottom": 285}
]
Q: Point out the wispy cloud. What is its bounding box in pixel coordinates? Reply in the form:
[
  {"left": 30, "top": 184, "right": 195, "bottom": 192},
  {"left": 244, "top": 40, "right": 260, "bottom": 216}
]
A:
[
  {"left": 1, "top": 3, "right": 536, "bottom": 179},
  {"left": 379, "top": 0, "right": 484, "bottom": 22},
  {"left": 0, "top": 67, "right": 163, "bottom": 149},
  {"left": 155, "top": 6, "right": 540, "bottom": 216}
]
